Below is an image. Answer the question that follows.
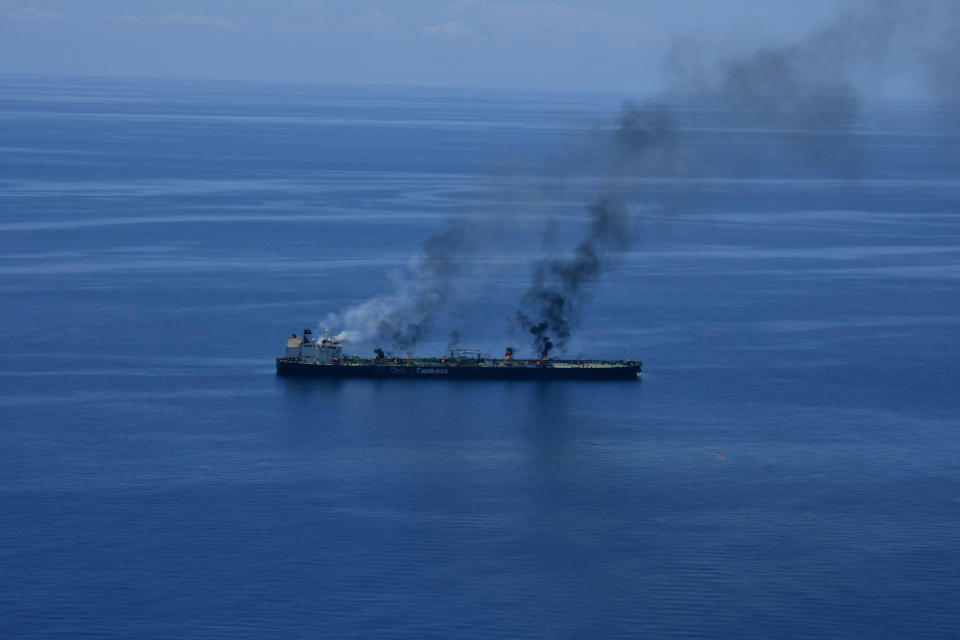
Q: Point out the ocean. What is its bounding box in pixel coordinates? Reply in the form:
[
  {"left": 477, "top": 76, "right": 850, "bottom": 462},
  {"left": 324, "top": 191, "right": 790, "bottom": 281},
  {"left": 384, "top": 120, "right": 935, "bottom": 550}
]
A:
[{"left": 1, "top": 74, "right": 958, "bottom": 638}]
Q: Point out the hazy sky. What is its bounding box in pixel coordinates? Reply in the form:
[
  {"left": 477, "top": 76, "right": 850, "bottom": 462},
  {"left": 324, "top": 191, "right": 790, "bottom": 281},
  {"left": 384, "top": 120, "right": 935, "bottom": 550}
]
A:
[{"left": 0, "top": 0, "right": 938, "bottom": 93}]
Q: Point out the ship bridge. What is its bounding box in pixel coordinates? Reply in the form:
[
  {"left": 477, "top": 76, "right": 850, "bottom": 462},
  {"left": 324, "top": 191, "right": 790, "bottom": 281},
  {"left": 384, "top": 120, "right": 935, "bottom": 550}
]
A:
[{"left": 286, "top": 329, "right": 343, "bottom": 363}]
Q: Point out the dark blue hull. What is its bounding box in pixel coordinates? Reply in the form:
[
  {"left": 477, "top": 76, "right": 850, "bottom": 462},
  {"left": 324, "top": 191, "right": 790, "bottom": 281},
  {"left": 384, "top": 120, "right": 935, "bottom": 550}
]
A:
[{"left": 276, "top": 358, "right": 641, "bottom": 381}]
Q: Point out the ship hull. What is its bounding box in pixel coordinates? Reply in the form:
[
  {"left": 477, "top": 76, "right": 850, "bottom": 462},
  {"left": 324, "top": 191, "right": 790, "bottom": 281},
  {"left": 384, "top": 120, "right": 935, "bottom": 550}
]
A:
[{"left": 276, "top": 358, "right": 640, "bottom": 381}]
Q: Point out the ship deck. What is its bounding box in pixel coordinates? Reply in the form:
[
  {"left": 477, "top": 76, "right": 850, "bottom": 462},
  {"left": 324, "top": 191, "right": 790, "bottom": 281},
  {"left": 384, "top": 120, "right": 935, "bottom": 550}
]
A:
[{"left": 336, "top": 357, "right": 638, "bottom": 369}]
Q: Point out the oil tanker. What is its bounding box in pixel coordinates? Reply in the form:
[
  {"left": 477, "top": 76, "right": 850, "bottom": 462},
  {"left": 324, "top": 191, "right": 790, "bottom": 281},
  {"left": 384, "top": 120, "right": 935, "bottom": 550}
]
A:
[{"left": 276, "top": 329, "right": 641, "bottom": 381}]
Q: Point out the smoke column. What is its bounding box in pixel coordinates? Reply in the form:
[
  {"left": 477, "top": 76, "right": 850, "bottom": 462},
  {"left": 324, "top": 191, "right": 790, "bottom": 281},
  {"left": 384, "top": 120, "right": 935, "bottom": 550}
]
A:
[
  {"left": 515, "top": 196, "right": 633, "bottom": 359},
  {"left": 325, "top": 0, "right": 959, "bottom": 356},
  {"left": 324, "top": 217, "right": 483, "bottom": 350}
]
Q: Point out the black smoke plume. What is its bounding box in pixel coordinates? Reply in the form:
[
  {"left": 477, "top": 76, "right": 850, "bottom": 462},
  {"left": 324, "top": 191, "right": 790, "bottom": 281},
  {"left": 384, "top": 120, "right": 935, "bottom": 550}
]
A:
[
  {"left": 515, "top": 196, "right": 634, "bottom": 357},
  {"left": 511, "top": 100, "right": 681, "bottom": 357},
  {"left": 512, "top": 0, "right": 949, "bottom": 356}
]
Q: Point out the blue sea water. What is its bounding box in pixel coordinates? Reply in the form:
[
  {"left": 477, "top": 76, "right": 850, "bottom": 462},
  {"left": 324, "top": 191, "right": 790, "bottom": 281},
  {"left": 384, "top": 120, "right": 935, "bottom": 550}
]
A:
[{"left": 1, "top": 75, "right": 959, "bottom": 638}]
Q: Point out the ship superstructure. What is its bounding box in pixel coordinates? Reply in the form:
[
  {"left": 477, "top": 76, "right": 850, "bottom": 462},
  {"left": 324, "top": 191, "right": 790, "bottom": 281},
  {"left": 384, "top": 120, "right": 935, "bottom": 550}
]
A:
[{"left": 277, "top": 329, "right": 641, "bottom": 381}]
